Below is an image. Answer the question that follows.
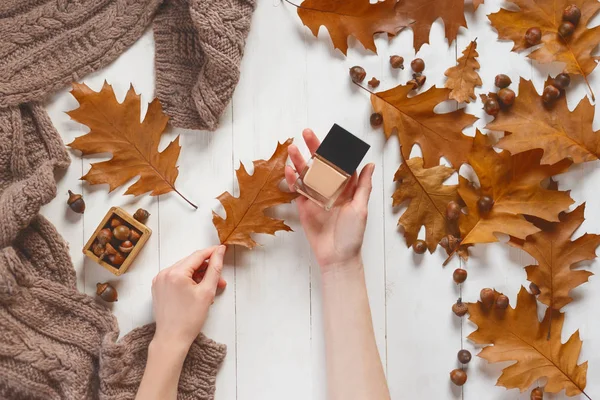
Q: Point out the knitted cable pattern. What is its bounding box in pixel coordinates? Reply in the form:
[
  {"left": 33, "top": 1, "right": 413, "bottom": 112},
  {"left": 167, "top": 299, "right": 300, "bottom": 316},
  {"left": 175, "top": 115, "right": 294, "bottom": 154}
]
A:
[
  {"left": 0, "top": 0, "right": 257, "bottom": 130},
  {"left": 0, "top": 98, "right": 227, "bottom": 400},
  {"left": 0, "top": 0, "right": 257, "bottom": 397},
  {"left": 154, "top": 0, "right": 256, "bottom": 130}
]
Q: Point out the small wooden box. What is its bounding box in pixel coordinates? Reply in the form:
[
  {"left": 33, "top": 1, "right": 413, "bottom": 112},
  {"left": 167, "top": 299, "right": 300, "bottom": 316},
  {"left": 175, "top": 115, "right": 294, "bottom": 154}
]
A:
[{"left": 83, "top": 207, "right": 152, "bottom": 276}]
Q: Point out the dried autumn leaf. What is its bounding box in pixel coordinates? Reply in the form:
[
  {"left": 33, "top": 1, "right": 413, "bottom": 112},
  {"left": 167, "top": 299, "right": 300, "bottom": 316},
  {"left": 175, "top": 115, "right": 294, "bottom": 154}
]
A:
[
  {"left": 295, "top": 0, "right": 409, "bottom": 55},
  {"left": 488, "top": 0, "right": 600, "bottom": 97},
  {"left": 393, "top": 158, "right": 459, "bottom": 252},
  {"left": 213, "top": 139, "right": 298, "bottom": 249},
  {"left": 468, "top": 287, "right": 588, "bottom": 396},
  {"left": 371, "top": 84, "right": 477, "bottom": 169},
  {"left": 396, "top": 0, "right": 467, "bottom": 51},
  {"left": 68, "top": 82, "right": 195, "bottom": 208},
  {"left": 458, "top": 131, "right": 573, "bottom": 245},
  {"left": 490, "top": 79, "right": 600, "bottom": 165},
  {"left": 445, "top": 40, "right": 482, "bottom": 103},
  {"left": 510, "top": 204, "right": 600, "bottom": 311},
  {"left": 473, "top": 0, "right": 485, "bottom": 10}
]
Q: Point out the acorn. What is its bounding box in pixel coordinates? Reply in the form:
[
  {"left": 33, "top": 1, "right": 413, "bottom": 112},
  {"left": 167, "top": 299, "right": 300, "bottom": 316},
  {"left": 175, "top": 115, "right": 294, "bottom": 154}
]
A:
[
  {"left": 408, "top": 75, "right": 427, "bottom": 90},
  {"left": 531, "top": 387, "right": 544, "bottom": 400},
  {"left": 457, "top": 349, "right": 472, "bottom": 364},
  {"left": 414, "top": 74, "right": 427, "bottom": 88},
  {"left": 92, "top": 242, "right": 105, "bottom": 258},
  {"left": 104, "top": 243, "right": 118, "bottom": 256},
  {"left": 390, "top": 55, "right": 405, "bottom": 69},
  {"left": 496, "top": 294, "right": 509, "bottom": 309},
  {"left": 110, "top": 218, "right": 123, "bottom": 228},
  {"left": 370, "top": 112, "right": 383, "bottom": 127},
  {"left": 446, "top": 201, "right": 461, "bottom": 221},
  {"left": 67, "top": 190, "right": 85, "bottom": 214},
  {"left": 494, "top": 74, "right": 512, "bottom": 89},
  {"left": 530, "top": 282, "right": 541, "bottom": 295},
  {"left": 113, "top": 225, "right": 131, "bottom": 241},
  {"left": 452, "top": 298, "right": 468, "bottom": 317},
  {"left": 129, "top": 229, "right": 141, "bottom": 243},
  {"left": 99, "top": 243, "right": 118, "bottom": 261},
  {"left": 108, "top": 252, "right": 126, "bottom": 266},
  {"left": 413, "top": 240, "right": 427, "bottom": 254},
  {"left": 450, "top": 369, "right": 467, "bottom": 386},
  {"left": 553, "top": 73, "right": 571, "bottom": 90},
  {"left": 497, "top": 88, "right": 516, "bottom": 107},
  {"left": 558, "top": 21, "right": 575, "bottom": 38},
  {"left": 133, "top": 208, "right": 150, "bottom": 223},
  {"left": 97, "top": 228, "right": 113, "bottom": 245},
  {"left": 96, "top": 282, "right": 118, "bottom": 302},
  {"left": 411, "top": 58, "right": 425, "bottom": 73},
  {"left": 480, "top": 288, "right": 495, "bottom": 308},
  {"left": 440, "top": 235, "right": 460, "bottom": 253},
  {"left": 562, "top": 5, "right": 581, "bottom": 25},
  {"left": 543, "top": 85, "right": 561, "bottom": 104},
  {"left": 119, "top": 240, "right": 134, "bottom": 254},
  {"left": 349, "top": 66, "right": 366, "bottom": 83},
  {"left": 477, "top": 195, "right": 494, "bottom": 214},
  {"left": 483, "top": 98, "right": 500, "bottom": 116},
  {"left": 453, "top": 268, "right": 468, "bottom": 284},
  {"left": 525, "top": 27, "right": 542, "bottom": 46}
]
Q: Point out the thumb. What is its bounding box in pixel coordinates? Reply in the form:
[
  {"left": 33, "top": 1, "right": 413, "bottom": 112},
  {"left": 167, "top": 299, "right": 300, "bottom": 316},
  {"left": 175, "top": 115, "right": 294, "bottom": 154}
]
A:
[{"left": 200, "top": 245, "right": 226, "bottom": 292}]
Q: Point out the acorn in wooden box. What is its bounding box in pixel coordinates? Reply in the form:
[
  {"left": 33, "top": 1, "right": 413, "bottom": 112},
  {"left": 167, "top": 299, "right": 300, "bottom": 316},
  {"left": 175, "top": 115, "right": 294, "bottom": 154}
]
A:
[{"left": 83, "top": 207, "right": 151, "bottom": 275}]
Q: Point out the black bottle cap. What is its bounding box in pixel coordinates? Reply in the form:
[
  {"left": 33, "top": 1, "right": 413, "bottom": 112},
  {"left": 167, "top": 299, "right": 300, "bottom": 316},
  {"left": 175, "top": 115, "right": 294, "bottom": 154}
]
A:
[{"left": 315, "top": 124, "right": 371, "bottom": 175}]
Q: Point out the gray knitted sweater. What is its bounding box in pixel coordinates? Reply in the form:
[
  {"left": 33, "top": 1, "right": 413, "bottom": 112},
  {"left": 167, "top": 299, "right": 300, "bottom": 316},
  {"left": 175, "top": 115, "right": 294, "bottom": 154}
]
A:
[{"left": 0, "top": 0, "right": 255, "bottom": 398}]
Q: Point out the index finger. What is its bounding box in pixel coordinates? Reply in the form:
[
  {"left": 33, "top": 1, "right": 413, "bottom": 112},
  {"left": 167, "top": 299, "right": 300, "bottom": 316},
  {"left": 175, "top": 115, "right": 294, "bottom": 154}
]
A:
[
  {"left": 200, "top": 245, "right": 226, "bottom": 292},
  {"left": 173, "top": 246, "right": 219, "bottom": 276}
]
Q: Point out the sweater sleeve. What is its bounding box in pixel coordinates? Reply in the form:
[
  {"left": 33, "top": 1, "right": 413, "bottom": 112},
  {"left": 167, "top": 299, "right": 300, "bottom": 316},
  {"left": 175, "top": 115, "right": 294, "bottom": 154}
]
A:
[{"left": 98, "top": 324, "right": 227, "bottom": 400}]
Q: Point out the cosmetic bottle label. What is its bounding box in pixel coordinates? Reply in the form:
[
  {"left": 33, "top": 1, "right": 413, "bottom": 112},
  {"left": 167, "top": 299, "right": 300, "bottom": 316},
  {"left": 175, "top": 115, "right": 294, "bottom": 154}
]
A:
[{"left": 303, "top": 157, "right": 348, "bottom": 198}]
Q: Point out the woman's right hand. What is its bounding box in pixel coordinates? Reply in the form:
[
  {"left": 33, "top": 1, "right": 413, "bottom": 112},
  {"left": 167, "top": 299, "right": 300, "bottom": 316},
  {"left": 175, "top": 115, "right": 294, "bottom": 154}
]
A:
[
  {"left": 151, "top": 246, "right": 226, "bottom": 350},
  {"left": 284, "top": 128, "right": 375, "bottom": 273}
]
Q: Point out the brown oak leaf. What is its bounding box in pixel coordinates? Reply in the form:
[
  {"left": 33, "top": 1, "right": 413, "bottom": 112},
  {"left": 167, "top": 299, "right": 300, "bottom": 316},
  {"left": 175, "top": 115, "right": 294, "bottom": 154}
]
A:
[
  {"left": 445, "top": 40, "right": 482, "bottom": 103},
  {"left": 458, "top": 131, "right": 573, "bottom": 245},
  {"left": 396, "top": 0, "right": 467, "bottom": 51},
  {"left": 510, "top": 204, "right": 600, "bottom": 311},
  {"left": 473, "top": 0, "right": 485, "bottom": 10},
  {"left": 295, "top": 0, "right": 409, "bottom": 55},
  {"left": 488, "top": 0, "right": 600, "bottom": 98},
  {"left": 67, "top": 82, "right": 196, "bottom": 208},
  {"left": 489, "top": 78, "right": 600, "bottom": 165},
  {"left": 468, "top": 287, "right": 588, "bottom": 396},
  {"left": 371, "top": 84, "right": 477, "bottom": 169},
  {"left": 213, "top": 139, "right": 298, "bottom": 249},
  {"left": 393, "top": 158, "right": 459, "bottom": 252}
]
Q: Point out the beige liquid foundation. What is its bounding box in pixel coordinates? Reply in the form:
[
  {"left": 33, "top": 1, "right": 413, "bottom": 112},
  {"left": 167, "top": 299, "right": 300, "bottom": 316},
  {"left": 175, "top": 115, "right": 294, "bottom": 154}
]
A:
[{"left": 294, "top": 124, "right": 370, "bottom": 210}]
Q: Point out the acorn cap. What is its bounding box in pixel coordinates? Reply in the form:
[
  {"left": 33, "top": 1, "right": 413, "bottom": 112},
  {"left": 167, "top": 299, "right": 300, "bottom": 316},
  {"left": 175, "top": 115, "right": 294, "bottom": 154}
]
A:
[
  {"left": 96, "top": 282, "right": 118, "bottom": 302},
  {"left": 67, "top": 190, "right": 81, "bottom": 204},
  {"left": 96, "top": 282, "right": 108, "bottom": 296}
]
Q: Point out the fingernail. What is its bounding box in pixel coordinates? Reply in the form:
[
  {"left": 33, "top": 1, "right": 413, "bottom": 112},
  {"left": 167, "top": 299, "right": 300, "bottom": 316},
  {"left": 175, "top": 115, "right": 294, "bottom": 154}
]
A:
[
  {"left": 217, "top": 245, "right": 226, "bottom": 255},
  {"left": 369, "top": 163, "right": 376, "bottom": 176}
]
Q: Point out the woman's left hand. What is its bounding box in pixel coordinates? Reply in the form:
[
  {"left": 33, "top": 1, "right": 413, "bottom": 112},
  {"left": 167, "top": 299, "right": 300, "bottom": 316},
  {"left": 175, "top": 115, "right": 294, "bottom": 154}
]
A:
[{"left": 151, "top": 245, "right": 227, "bottom": 350}]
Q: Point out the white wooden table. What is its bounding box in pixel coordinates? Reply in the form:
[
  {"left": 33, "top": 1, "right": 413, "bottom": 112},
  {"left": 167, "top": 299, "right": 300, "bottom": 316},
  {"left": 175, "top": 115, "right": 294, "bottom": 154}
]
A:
[{"left": 42, "top": 1, "right": 600, "bottom": 399}]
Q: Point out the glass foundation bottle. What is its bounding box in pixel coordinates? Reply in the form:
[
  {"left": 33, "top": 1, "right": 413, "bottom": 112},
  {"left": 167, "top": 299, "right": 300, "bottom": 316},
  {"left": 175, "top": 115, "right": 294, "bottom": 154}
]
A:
[{"left": 294, "top": 124, "right": 370, "bottom": 210}]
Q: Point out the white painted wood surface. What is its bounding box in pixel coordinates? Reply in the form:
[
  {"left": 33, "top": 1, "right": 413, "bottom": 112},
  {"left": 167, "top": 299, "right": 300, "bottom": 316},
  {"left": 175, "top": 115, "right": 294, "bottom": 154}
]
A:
[{"left": 41, "top": 1, "right": 600, "bottom": 399}]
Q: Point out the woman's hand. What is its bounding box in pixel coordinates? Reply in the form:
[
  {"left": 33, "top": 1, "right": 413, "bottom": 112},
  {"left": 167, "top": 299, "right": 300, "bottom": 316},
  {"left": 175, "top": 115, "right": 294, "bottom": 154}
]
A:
[
  {"left": 287, "top": 129, "right": 389, "bottom": 400},
  {"left": 151, "top": 245, "right": 227, "bottom": 350},
  {"left": 285, "top": 129, "right": 375, "bottom": 272},
  {"left": 137, "top": 247, "right": 227, "bottom": 400}
]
